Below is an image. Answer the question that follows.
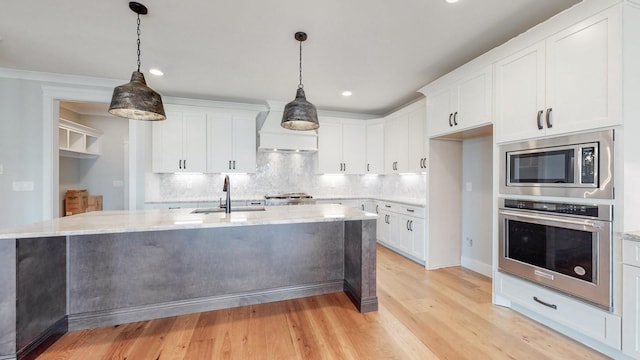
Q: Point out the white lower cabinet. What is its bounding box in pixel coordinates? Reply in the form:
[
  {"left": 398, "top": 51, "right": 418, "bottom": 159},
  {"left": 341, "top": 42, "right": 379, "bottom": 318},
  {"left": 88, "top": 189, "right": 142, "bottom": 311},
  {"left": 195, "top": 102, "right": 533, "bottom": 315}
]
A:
[
  {"left": 375, "top": 201, "right": 426, "bottom": 264},
  {"left": 623, "top": 240, "right": 640, "bottom": 358},
  {"left": 497, "top": 272, "right": 621, "bottom": 351}
]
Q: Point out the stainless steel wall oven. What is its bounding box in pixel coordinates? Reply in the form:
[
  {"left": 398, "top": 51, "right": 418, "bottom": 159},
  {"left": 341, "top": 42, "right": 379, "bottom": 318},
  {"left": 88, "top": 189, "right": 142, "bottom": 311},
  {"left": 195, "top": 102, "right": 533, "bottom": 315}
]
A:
[
  {"left": 500, "top": 129, "right": 614, "bottom": 199},
  {"left": 498, "top": 198, "right": 612, "bottom": 309}
]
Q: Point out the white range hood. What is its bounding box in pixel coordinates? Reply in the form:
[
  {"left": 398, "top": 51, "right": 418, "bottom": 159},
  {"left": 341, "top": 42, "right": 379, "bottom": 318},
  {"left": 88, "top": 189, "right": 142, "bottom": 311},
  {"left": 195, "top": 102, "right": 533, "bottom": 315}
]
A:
[{"left": 257, "top": 100, "right": 318, "bottom": 152}]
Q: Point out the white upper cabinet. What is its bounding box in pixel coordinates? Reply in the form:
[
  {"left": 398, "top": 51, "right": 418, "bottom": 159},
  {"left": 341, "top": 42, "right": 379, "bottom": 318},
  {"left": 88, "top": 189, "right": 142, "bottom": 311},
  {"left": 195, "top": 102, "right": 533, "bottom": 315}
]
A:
[
  {"left": 384, "top": 100, "right": 426, "bottom": 174},
  {"left": 496, "top": 7, "right": 621, "bottom": 143},
  {"left": 152, "top": 110, "right": 207, "bottom": 173},
  {"left": 317, "top": 118, "right": 366, "bottom": 174},
  {"left": 407, "top": 106, "right": 427, "bottom": 173},
  {"left": 384, "top": 115, "right": 409, "bottom": 174},
  {"left": 207, "top": 110, "right": 257, "bottom": 173},
  {"left": 426, "top": 65, "right": 493, "bottom": 138},
  {"left": 365, "top": 120, "right": 384, "bottom": 174}
]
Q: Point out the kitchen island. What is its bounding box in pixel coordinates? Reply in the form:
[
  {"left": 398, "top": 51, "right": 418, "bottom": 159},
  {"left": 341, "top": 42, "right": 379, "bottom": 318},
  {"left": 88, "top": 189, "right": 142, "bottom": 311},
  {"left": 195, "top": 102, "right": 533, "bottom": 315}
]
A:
[{"left": 0, "top": 204, "right": 377, "bottom": 360}]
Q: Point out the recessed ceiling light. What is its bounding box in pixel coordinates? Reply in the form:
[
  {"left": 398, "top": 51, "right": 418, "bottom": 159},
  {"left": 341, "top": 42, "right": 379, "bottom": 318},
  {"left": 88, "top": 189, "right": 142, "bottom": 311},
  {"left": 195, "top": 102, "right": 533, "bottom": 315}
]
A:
[
  {"left": 445, "top": 0, "right": 459, "bottom": 3},
  {"left": 149, "top": 68, "right": 164, "bottom": 76},
  {"left": 342, "top": 91, "right": 353, "bottom": 97}
]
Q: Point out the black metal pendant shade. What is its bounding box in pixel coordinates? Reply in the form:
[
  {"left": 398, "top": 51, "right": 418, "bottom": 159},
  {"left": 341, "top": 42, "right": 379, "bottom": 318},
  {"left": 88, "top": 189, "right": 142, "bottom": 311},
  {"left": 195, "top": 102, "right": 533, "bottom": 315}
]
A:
[
  {"left": 108, "top": 2, "right": 166, "bottom": 121},
  {"left": 282, "top": 87, "right": 319, "bottom": 130},
  {"left": 281, "top": 32, "right": 319, "bottom": 131},
  {"left": 109, "top": 71, "right": 166, "bottom": 121}
]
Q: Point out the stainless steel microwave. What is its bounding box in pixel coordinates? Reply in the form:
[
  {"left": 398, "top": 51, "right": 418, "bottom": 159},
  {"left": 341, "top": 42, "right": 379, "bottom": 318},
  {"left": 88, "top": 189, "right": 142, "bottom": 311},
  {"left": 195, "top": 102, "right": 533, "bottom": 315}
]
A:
[{"left": 500, "top": 130, "right": 614, "bottom": 199}]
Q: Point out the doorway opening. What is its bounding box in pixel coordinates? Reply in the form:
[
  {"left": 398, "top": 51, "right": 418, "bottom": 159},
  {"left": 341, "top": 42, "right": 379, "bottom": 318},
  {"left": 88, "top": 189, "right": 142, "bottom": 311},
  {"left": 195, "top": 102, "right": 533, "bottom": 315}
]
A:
[{"left": 58, "top": 101, "right": 129, "bottom": 217}]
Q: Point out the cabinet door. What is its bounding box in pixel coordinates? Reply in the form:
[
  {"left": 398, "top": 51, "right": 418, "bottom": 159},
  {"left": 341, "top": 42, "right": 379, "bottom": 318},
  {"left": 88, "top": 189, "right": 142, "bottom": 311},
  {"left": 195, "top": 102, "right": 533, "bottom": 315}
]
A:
[
  {"left": 232, "top": 116, "right": 257, "bottom": 173},
  {"left": 152, "top": 111, "right": 185, "bottom": 173},
  {"left": 207, "top": 113, "right": 234, "bottom": 172},
  {"left": 407, "top": 106, "right": 426, "bottom": 173},
  {"left": 426, "top": 87, "right": 455, "bottom": 137},
  {"left": 545, "top": 8, "right": 621, "bottom": 136},
  {"left": 317, "top": 122, "right": 343, "bottom": 173},
  {"left": 398, "top": 216, "right": 413, "bottom": 253},
  {"left": 342, "top": 122, "right": 366, "bottom": 174},
  {"left": 457, "top": 65, "right": 492, "bottom": 130},
  {"left": 182, "top": 112, "right": 207, "bottom": 172},
  {"left": 409, "top": 217, "right": 425, "bottom": 261},
  {"left": 376, "top": 208, "right": 388, "bottom": 243},
  {"left": 366, "top": 122, "right": 384, "bottom": 174},
  {"left": 623, "top": 264, "right": 640, "bottom": 358},
  {"left": 495, "top": 42, "right": 546, "bottom": 143},
  {"left": 384, "top": 116, "right": 409, "bottom": 173}
]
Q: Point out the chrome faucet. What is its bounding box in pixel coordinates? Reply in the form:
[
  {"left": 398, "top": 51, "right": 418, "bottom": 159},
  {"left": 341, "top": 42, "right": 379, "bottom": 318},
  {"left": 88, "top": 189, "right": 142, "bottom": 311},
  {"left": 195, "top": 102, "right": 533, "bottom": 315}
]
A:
[{"left": 222, "top": 175, "right": 231, "bottom": 213}]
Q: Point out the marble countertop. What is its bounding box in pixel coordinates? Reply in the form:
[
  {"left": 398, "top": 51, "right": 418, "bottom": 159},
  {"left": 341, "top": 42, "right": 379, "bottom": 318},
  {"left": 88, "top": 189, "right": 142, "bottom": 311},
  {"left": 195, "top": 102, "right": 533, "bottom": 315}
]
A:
[
  {"left": 624, "top": 231, "right": 640, "bottom": 242},
  {"left": 0, "top": 204, "right": 376, "bottom": 240},
  {"left": 145, "top": 196, "right": 426, "bottom": 208}
]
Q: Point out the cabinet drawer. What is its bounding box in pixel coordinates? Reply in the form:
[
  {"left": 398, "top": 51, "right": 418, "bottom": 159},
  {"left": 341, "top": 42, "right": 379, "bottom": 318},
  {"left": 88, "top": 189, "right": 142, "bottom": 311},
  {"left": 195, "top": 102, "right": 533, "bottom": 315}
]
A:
[
  {"left": 399, "top": 205, "right": 424, "bottom": 218},
  {"left": 623, "top": 240, "right": 640, "bottom": 267},
  {"left": 498, "top": 273, "right": 621, "bottom": 349}
]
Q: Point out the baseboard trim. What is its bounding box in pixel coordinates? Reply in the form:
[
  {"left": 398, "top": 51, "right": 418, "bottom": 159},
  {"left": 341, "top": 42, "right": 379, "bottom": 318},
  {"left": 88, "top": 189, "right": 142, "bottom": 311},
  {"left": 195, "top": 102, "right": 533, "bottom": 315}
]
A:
[
  {"left": 343, "top": 281, "right": 378, "bottom": 313},
  {"left": 69, "top": 281, "right": 344, "bottom": 331},
  {"left": 16, "top": 316, "right": 67, "bottom": 360},
  {"left": 460, "top": 256, "right": 493, "bottom": 278}
]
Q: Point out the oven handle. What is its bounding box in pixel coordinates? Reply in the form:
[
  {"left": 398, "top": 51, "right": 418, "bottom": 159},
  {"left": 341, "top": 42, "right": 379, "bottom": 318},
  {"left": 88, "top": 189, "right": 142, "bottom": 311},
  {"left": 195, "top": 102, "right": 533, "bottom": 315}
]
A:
[{"left": 498, "top": 209, "right": 601, "bottom": 229}]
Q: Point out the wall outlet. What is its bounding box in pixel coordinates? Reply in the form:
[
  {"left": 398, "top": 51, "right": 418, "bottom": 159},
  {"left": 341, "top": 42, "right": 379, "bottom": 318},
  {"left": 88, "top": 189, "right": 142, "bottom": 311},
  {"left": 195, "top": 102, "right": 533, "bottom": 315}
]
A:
[
  {"left": 13, "top": 181, "right": 34, "bottom": 192},
  {"left": 465, "top": 182, "right": 472, "bottom": 191},
  {"left": 466, "top": 237, "right": 473, "bottom": 247},
  {"left": 112, "top": 180, "right": 124, "bottom": 187},
  {"left": 0, "top": 164, "right": 3, "bottom": 174}
]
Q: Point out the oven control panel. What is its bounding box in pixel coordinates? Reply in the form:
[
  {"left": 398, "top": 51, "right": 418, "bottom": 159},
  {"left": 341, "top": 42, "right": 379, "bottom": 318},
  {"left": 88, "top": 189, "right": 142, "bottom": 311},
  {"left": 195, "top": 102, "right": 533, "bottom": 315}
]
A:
[{"left": 503, "top": 199, "right": 599, "bottom": 217}]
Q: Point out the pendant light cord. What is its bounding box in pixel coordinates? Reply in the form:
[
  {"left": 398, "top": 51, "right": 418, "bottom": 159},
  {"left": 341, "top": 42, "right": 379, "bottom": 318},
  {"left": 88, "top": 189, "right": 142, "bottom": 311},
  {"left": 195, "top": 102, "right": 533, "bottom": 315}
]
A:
[
  {"left": 136, "top": 13, "right": 141, "bottom": 73},
  {"left": 298, "top": 40, "right": 303, "bottom": 89}
]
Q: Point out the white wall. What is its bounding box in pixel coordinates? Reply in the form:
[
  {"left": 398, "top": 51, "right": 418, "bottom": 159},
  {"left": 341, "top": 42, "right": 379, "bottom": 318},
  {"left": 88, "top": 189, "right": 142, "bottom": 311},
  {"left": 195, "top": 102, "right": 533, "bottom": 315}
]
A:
[
  {"left": 79, "top": 114, "right": 128, "bottom": 211},
  {"left": 0, "top": 78, "right": 44, "bottom": 228},
  {"left": 461, "top": 136, "right": 493, "bottom": 276}
]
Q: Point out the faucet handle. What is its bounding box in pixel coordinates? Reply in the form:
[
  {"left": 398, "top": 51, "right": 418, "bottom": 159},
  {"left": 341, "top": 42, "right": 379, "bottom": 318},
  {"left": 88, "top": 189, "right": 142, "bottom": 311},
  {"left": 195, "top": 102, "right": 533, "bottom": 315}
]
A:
[{"left": 219, "top": 197, "right": 224, "bottom": 208}]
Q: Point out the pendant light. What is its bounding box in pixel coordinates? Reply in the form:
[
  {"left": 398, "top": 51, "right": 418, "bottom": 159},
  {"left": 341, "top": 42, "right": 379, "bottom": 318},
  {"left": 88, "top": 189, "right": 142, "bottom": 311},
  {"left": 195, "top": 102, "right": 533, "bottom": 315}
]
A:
[
  {"left": 281, "top": 32, "right": 319, "bottom": 131},
  {"left": 108, "top": 2, "right": 166, "bottom": 121}
]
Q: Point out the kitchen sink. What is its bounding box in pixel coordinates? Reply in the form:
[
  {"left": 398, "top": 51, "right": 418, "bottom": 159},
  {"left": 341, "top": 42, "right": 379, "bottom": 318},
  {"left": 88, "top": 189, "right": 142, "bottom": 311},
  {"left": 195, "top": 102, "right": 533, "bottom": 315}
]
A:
[{"left": 191, "top": 207, "right": 266, "bottom": 214}]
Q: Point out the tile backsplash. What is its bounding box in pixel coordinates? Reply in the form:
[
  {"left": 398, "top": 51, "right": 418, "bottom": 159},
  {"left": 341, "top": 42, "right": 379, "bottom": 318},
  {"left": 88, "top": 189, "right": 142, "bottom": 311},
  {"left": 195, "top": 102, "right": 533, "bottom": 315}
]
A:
[{"left": 145, "top": 152, "right": 426, "bottom": 203}]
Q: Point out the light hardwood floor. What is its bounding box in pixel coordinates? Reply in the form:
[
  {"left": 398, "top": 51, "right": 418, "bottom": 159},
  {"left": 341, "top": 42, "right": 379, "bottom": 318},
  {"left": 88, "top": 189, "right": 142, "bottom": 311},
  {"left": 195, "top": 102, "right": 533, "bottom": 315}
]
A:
[{"left": 36, "top": 246, "right": 608, "bottom": 359}]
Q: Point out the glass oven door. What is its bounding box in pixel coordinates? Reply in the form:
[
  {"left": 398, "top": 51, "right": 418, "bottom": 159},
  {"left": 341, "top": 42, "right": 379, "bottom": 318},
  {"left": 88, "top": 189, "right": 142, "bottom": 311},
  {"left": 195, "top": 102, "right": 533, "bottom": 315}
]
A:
[{"left": 498, "top": 209, "right": 611, "bottom": 309}]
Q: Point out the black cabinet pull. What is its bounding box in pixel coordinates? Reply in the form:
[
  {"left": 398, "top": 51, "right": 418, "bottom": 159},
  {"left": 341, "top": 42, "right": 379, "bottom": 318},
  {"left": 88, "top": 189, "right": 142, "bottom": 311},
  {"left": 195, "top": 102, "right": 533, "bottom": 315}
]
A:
[
  {"left": 536, "top": 110, "right": 544, "bottom": 130},
  {"left": 367, "top": 163, "right": 370, "bottom": 172},
  {"left": 233, "top": 160, "right": 236, "bottom": 170},
  {"left": 179, "top": 160, "right": 182, "bottom": 169},
  {"left": 406, "top": 220, "right": 410, "bottom": 231},
  {"left": 406, "top": 209, "right": 414, "bottom": 213},
  {"left": 375, "top": 205, "right": 379, "bottom": 213},
  {"left": 533, "top": 296, "right": 557, "bottom": 310},
  {"left": 361, "top": 204, "right": 364, "bottom": 211},
  {"left": 343, "top": 163, "right": 346, "bottom": 172},
  {"left": 545, "top": 108, "right": 553, "bottom": 128},
  {"left": 228, "top": 160, "right": 232, "bottom": 170},
  {"left": 385, "top": 205, "right": 391, "bottom": 208},
  {"left": 410, "top": 220, "right": 413, "bottom": 231},
  {"left": 184, "top": 159, "right": 186, "bottom": 169},
  {"left": 453, "top": 112, "right": 458, "bottom": 126},
  {"left": 448, "top": 113, "right": 453, "bottom": 127}
]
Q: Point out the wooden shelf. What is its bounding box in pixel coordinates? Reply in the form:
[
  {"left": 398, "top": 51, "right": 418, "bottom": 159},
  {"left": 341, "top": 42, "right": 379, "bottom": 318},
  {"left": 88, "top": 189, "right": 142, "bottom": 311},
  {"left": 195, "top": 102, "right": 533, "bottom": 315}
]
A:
[{"left": 59, "top": 118, "right": 102, "bottom": 159}]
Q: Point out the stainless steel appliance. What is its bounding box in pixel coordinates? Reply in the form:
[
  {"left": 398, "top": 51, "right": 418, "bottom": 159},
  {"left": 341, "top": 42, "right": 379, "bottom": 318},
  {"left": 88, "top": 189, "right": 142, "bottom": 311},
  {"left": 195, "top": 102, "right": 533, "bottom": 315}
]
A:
[
  {"left": 500, "top": 129, "right": 614, "bottom": 199},
  {"left": 265, "top": 193, "right": 315, "bottom": 206},
  {"left": 498, "top": 198, "right": 612, "bottom": 309}
]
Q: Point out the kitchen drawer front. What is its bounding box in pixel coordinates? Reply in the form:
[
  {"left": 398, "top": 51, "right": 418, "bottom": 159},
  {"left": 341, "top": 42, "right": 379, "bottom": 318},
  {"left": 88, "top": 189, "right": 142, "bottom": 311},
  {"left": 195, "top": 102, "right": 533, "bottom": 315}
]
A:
[
  {"left": 498, "top": 273, "right": 621, "bottom": 349},
  {"left": 376, "top": 202, "right": 425, "bottom": 218},
  {"left": 623, "top": 240, "right": 640, "bottom": 267},
  {"left": 398, "top": 204, "right": 424, "bottom": 218}
]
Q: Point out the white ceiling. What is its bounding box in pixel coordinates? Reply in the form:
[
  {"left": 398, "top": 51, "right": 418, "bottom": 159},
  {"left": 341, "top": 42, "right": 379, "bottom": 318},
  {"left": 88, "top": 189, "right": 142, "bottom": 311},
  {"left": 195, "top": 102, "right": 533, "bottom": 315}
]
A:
[{"left": 1, "top": 0, "right": 580, "bottom": 116}]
